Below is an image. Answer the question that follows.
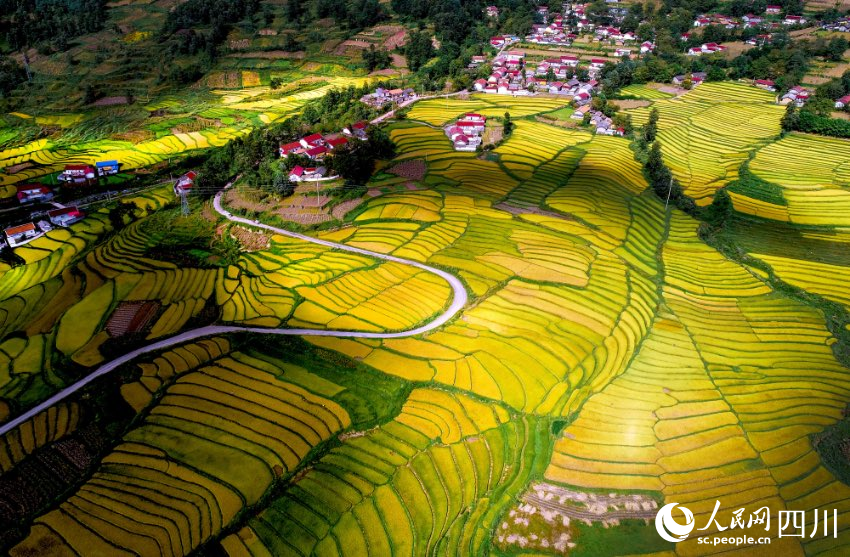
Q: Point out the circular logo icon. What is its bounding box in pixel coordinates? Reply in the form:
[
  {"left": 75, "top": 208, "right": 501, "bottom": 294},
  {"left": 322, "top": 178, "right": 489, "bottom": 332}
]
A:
[{"left": 655, "top": 503, "right": 695, "bottom": 543}]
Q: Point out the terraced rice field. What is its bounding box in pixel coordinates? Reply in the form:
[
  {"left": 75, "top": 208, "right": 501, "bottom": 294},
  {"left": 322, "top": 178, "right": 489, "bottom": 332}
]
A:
[
  {"left": 628, "top": 81, "right": 784, "bottom": 205},
  {"left": 736, "top": 133, "right": 850, "bottom": 227},
  {"left": 4, "top": 93, "right": 850, "bottom": 557},
  {"left": 0, "top": 75, "right": 368, "bottom": 198},
  {"left": 406, "top": 94, "right": 568, "bottom": 126},
  {"left": 619, "top": 84, "right": 676, "bottom": 100}
]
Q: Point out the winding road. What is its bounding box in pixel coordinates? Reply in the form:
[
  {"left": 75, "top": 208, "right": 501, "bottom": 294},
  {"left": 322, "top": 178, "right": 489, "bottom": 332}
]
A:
[{"left": 0, "top": 184, "right": 468, "bottom": 437}]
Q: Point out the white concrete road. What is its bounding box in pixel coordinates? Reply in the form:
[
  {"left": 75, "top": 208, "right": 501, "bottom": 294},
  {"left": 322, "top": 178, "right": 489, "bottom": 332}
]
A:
[{"left": 0, "top": 185, "right": 467, "bottom": 437}]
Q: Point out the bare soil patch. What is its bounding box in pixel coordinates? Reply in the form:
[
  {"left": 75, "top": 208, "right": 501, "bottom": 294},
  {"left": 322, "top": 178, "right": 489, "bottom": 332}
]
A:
[
  {"left": 610, "top": 99, "right": 651, "bottom": 109},
  {"left": 391, "top": 53, "right": 408, "bottom": 68},
  {"left": 386, "top": 159, "right": 427, "bottom": 181},
  {"left": 93, "top": 96, "right": 131, "bottom": 107}
]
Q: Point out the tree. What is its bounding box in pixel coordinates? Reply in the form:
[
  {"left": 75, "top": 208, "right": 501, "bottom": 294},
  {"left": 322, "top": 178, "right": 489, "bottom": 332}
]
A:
[
  {"left": 643, "top": 108, "right": 659, "bottom": 143},
  {"left": 363, "top": 45, "right": 392, "bottom": 71},
  {"left": 0, "top": 56, "right": 26, "bottom": 98},
  {"left": 503, "top": 111, "right": 514, "bottom": 137},
  {"left": 405, "top": 31, "right": 434, "bottom": 72},
  {"left": 270, "top": 77, "right": 283, "bottom": 90}
]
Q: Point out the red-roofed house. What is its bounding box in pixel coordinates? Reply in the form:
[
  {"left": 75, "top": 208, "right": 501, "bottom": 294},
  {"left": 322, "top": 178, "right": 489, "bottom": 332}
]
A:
[
  {"left": 58, "top": 164, "right": 96, "bottom": 184},
  {"left": 766, "top": 5, "right": 781, "bottom": 13},
  {"left": 174, "top": 171, "right": 196, "bottom": 195},
  {"left": 16, "top": 184, "right": 54, "bottom": 204},
  {"left": 464, "top": 113, "right": 486, "bottom": 123},
  {"left": 343, "top": 121, "right": 368, "bottom": 139},
  {"left": 326, "top": 137, "right": 349, "bottom": 149},
  {"left": 48, "top": 206, "right": 85, "bottom": 227},
  {"left": 300, "top": 133, "right": 325, "bottom": 149},
  {"left": 835, "top": 95, "right": 850, "bottom": 109},
  {"left": 289, "top": 165, "right": 305, "bottom": 182},
  {"left": 561, "top": 55, "right": 579, "bottom": 67},
  {"left": 589, "top": 59, "right": 607, "bottom": 69},
  {"left": 280, "top": 141, "right": 305, "bottom": 158},
  {"left": 306, "top": 146, "right": 329, "bottom": 159},
  {"left": 754, "top": 79, "right": 776, "bottom": 91},
  {"left": 5, "top": 222, "right": 42, "bottom": 248},
  {"left": 783, "top": 15, "right": 804, "bottom": 25}
]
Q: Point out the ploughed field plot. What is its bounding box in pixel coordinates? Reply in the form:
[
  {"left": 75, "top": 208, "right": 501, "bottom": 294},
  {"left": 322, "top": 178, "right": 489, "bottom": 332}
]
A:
[
  {"left": 627, "top": 82, "right": 784, "bottom": 206},
  {"left": 6, "top": 98, "right": 850, "bottom": 556}
]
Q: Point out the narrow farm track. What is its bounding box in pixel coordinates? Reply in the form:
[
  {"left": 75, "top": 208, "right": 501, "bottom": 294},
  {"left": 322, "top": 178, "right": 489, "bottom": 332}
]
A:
[{"left": 0, "top": 184, "right": 468, "bottom": 437}]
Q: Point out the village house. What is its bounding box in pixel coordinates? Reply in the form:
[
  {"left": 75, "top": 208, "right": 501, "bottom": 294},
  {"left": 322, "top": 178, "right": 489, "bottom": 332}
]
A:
[
  {"left": 361, "top": 87, "right": 416, "bottom": 108},
  {"left": 326, "top": 137, "right": 349, "bottom": 150},
  {"left": 782, "top": 85, "right": 810, "bottom": 106},
  {"left": 48, "top": 206, "right": 85, "bottom": 227},
  {"left": 615, "top": 48, "right": 632, "bottom": 57},
  {"left": 300, "top": 133, "right": 325, "bottom": 149},
  {"left": 640, "top": 41, "right": 655, "bottom": 54},
  {"left": 446, "top": 113, "right": 487, "bottom": 151},
  {"left": 571, "top": 105, "right": 590, "bottom": 120},
  {"left": 672, "top": 72, "right": 707, "bottom": 86},
  {"left": 305, "top": 145, "right": 329, "bottom": 160},
  {"left": 562, "top": 55, "right": 579, "bottom": 67},
  {"left": 589, "top": 58, "right": 607, "bottom": 71},
  {"left": 280, "top": 141, "right": 306, "bottom": 157},
  {"left": 5, "top": 222, "right": 43, "bottom": 248},
  {"left": 754, "top": 79, "right": 777, "bottom": 92},
  {"left": 765, "top": 5, "right": 781, "bottom": 14},
  {"left": 173, "top": 171, "right": 197, "bottom": 196},
  {"left": 58, "top": 164, "right": 96, "bottom": 184},
  {"left": 96, "top": 160, "right": 120, "bottom": 177},
  {"left": 288, "top": 166, "right": 327, "bottom": 182},
  {"left": 486, "top": 5, "right": 499, "bottom": 17},
  {"left": 835, "top": 95, "right": 850, "bottom": 109},
  {"left": 783, "top": 15, "right": 805, "bottom": 25},
  {"left": 693, "top": 16, "right": 711, "bottom": 27},
  {"left": 743, "top": 14, "right": 763, "bottom": 26},
  {"left": 342, "top": 121, "right": 368, "bottom": 139},
  {"left": 16, "top": 184, "right": 53, "bottom": 204}
]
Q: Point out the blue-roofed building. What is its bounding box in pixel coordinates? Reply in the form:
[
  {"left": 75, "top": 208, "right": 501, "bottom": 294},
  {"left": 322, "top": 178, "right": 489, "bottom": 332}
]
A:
[{"left": 96, "top": 160, "right": 120, "bottom": 176}]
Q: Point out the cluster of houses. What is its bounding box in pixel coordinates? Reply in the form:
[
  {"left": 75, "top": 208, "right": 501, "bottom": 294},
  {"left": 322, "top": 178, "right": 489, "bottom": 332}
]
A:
[
  {"left": 474, "top": 51, "right": 532, "bottom": 95},
  {"left": 360, "top": 87, "right": 417, "bottom": 109},
  {"left": 571, "top": 106, "right": 625, "bottom": 136},
  {"left": 4, "top": 206, "right": 85, "bottom": 249},
  {"left": 526, "top": 11, "right": 576, "bottom": 46},
  {"left": 279, "top": 124, "right": 367, "bottom": 162},
  {"left": 672, "top": 72, "right": 707, "bottom": 87},
  {"left": 693, "top": 11, "right": 805, "bottom": 29},
  {"left": 445, "top": 113, "right": 487, "bottom": 151},
  {"left": 489, "top": 35, "right": 520, "bottom": 48},
  {"left": 781, "top": 85, "right": 811, "bottom": 107},
  {"left": 55, "top": 160, "right": 121, "bottom": 186},
  {"left": 821, "top": 18, "right": 850, "bottom": 33},
  {"left": 687, "top": 42, "right": 728, "bottom": 56},
  {"left": 473, "top": 48, "right": 606, "bottom": 99}
]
